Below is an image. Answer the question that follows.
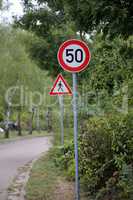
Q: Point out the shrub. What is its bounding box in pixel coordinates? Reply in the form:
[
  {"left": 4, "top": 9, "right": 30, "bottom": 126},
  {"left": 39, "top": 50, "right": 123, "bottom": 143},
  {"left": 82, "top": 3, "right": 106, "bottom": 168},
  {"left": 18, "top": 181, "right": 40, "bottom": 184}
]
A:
[
  {"left": 56, "top": 111, "right": 133, "bottom": 199},
  {"left": 79, "top": 112, "right": 133, "bottom": 198}
]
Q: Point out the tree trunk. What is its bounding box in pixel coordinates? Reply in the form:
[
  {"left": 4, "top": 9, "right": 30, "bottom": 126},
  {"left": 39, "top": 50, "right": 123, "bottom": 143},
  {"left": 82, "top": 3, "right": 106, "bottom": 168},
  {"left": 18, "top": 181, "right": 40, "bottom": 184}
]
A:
[
  {"left": 4, "top": 107, "right": 10, "bottom": 139},
  {"left": 36, "top": 108, "right": 40, "bottom": 131},
  {"left": 29, "top": 110, "right": 34, "bottom": 135},
  {"left": 46, "top": 108, "right": 52, "bottom": 132},
  {"left": 80, "top": 30, "right": 85, "bottom": 41},
  {"left": 5, "top": 128, "right": 9, "bottom": 138},
  {"left": 17, "top": 110, "right": 22, "bottom": 136}
]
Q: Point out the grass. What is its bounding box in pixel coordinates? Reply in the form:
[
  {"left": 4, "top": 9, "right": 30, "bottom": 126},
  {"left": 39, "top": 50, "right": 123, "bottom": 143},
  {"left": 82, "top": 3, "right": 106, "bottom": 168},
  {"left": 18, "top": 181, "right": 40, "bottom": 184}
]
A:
[
  {"left": 53, "top": 125, "right": 73, "bottom": 146},
  {"left": 20, "top": 113, "right": 75, "bottom": 200},
  {"left": 26, "top": 149, "right": 60, "bottom": 200},
  {"left": 26, "top": 148, "right": 74, "bottom": 200},
  {"left": 0, "top": 130, "right": 50, "bottom": 143}
]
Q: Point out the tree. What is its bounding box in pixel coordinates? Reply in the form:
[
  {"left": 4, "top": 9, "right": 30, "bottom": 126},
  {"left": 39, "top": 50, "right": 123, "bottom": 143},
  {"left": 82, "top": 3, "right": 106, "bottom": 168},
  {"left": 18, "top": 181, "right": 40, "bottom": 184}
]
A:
[
  {"left": 0, "top": 26, "right": 53, "bottom": 137},
  {"left": 15, "top": 0, "right": 133, "bottom": 79},
  {"left": 16, "top": 1, "right": 76, "bottom": 76},
  {"left": 29, "top": 0, "right": 132, "bottom": 38},
  {"left": 80, "top": 34, "right": 133, "bottom": 90}
]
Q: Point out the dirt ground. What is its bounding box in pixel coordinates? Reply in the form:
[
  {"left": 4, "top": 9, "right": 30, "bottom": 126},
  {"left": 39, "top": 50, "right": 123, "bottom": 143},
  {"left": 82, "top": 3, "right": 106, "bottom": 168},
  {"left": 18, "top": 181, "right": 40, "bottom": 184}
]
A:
[{"left": 53, "top": 179, "right": 75, "bottom": 200}]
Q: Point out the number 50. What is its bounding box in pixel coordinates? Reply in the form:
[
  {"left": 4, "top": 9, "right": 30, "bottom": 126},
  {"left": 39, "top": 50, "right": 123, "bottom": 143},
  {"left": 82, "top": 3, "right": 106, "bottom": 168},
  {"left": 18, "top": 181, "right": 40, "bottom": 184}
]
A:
[{"left": 66, "top": 49, "right": 83, "bottom": 63}]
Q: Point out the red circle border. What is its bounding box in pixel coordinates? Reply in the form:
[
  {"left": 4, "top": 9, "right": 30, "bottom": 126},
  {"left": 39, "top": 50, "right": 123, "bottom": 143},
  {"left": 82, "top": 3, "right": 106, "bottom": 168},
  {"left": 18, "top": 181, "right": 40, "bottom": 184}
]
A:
[{"left": 58, "top": 39, "right": 91, "bottom": 73}]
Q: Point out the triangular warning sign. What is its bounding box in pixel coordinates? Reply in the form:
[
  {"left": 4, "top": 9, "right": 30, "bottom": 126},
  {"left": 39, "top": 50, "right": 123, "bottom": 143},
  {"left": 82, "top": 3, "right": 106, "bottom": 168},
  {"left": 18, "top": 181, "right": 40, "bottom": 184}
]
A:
[{"left": 50, "top": 74, "right": 72, "bottom": 96}]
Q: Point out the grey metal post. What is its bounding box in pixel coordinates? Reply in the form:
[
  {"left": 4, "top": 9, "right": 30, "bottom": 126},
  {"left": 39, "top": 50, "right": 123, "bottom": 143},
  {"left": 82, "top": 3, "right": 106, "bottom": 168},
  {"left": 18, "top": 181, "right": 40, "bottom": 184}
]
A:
[
  {"left": 72, "top": 73, "right": 80, "bottom": 200},
  {"left": 59, "top": 95, "right": 64, "bottom": 146}
]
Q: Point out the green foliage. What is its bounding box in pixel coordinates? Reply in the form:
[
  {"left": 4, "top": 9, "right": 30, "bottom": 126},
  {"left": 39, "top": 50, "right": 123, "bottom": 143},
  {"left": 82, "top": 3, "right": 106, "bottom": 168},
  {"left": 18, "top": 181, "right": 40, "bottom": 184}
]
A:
[
  {"left": 54, "top": 142, "right": 75, "bottom": 180},
  {"left": 96, "top": 163, "right": 133, "bottom": 200},
  {"left": 0, "top": 26, "right": 53, "bottom": 130},
  {"left": 35, "top": 0, "right": 133, "bottom": 37},
  {"left": 16, "top": 1, "right": 133, "bottom": 81},
  {"left": 56, "top": 112, "right": 133, "bottom": 199},
  {"left": 15, "top": 7, "right": 76, "bottom": 76},
  {"left": 80, "top": 35, "right": 133, "bottom": 93}
]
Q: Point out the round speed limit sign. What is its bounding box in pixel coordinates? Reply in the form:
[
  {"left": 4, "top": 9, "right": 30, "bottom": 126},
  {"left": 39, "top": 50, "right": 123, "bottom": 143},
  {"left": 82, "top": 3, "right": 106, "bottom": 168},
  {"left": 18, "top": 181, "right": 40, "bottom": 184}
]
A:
[{"left": 58, "top": 39, "right": 91, "bottom": 73}]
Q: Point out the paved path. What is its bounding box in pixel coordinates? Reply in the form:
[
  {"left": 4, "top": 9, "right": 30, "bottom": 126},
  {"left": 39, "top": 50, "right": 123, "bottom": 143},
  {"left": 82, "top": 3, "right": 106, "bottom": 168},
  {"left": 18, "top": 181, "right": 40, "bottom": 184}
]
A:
[{"left": 0, "top": 137, "right": 52, "bottom": 200}]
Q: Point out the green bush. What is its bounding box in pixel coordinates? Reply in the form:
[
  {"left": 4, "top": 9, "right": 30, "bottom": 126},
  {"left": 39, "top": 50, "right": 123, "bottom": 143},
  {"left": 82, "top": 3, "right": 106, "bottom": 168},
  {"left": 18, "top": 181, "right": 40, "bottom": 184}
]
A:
[
  {"left": 53, "top": 141, "right": 75, "bottom": 180},
  {"left": 79, "top": 112, "right": 133, "bottom": 198},
  {"left": 56, "top": 112, "right": 133, "bottom": 199}
]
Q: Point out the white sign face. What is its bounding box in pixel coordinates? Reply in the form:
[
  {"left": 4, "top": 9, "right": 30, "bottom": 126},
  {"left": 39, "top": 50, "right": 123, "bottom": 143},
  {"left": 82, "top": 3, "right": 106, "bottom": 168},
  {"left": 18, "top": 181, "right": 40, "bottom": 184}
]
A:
[
  {"left": 52, "top": 79, "right": 69, "bottom": 93},
  {"left": 63, "top": 45, "right": 86, "bottom": 68},
  {"left": 58, "top": 39, "right": 91, "bottom": 73}
]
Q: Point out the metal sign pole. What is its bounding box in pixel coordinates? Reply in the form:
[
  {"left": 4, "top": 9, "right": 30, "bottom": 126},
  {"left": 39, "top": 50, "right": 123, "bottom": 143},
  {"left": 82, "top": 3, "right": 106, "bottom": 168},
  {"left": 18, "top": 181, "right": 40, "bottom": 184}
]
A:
[
  {"left": 57, "top": 38, "right": 90, "bottom": 200},
  {"left": 59, "top": 95, "right": 64, "bottom": 146},
  {"left": 72, "top": 73, "right": 80, "bottom": 200}
]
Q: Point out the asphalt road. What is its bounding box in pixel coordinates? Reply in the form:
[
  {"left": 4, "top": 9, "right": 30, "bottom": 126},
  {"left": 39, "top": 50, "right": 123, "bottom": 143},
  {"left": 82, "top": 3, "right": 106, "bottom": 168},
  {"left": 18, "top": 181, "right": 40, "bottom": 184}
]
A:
[{"left": 0, "top": 137, "right": 52, "bottom": 200}]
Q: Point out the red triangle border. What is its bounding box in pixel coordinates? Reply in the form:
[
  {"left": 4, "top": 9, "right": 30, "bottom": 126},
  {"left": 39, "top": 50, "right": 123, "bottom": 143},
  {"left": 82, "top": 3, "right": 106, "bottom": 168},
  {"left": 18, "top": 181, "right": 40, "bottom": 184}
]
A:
[{"left": 49, "top": 74, "right": 72, "bottom": 96}]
